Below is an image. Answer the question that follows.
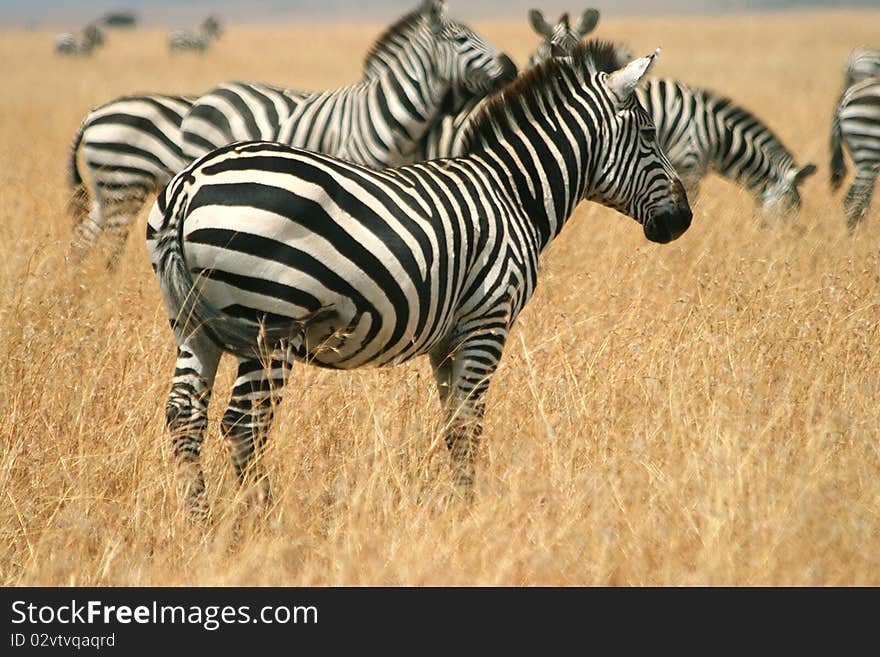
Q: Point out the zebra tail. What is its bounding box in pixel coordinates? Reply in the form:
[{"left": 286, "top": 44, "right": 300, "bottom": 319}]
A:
[
  {"left": 829, "top": 103, "right": 847, "bottom": 193},
  {"left": 68, "top": 120, "right": 91, "bottom": 225},
  {"left": 153, "top": 183, "right": 333, "bottom": 360}
]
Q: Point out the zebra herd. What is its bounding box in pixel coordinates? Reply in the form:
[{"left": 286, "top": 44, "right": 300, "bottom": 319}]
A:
[
  {"left": 63, "top": 1, "right": 877, "bottom": 520},
  {"left": 55, "top": 15, "right": 223, "bottom": 55}
]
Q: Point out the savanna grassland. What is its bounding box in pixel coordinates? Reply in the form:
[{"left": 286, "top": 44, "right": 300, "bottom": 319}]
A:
[{"left": 1, "top": 11, "right": 878, "bottom": 586}]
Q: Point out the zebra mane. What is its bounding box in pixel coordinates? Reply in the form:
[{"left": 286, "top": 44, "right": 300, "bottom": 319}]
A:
[
  {"left": 362, "top": 8, "right": 425, "bottom": 76},
  {"left": 464, "top": 39, "right": 621, "bottom": 151}
]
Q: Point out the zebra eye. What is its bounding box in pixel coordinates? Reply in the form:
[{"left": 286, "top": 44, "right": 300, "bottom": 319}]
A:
[{"left": 640, "top": 127, "right": 656, "bottom": 143}]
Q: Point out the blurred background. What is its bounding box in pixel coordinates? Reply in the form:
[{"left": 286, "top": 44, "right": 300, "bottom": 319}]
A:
[{"left": 5, "top": 0, "right": 879, "bottom": 28}]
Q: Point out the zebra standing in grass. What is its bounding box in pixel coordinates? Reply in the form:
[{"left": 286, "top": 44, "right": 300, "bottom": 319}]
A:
[
  {"left": 830, "top": 77, "right": 880, "bottom": 229},
  {"left": 55, "top": 24, "right": 104, "bottom": 55},
  {"left": 180, "top": 0, "right": 516, "bottom": 167},
  {"left": 68, "top": 93, "right": 197, "bottom": 266},
  {"left": 522, "top": 12, "right": 816, "bottom": 217},
  {"left": 844, "top": 47, "right": 880, "bottom": 88},
  {"left": 168, "top": 16, "right": 222, "bottom": 52},
  {"left": 146, "top": 41, "right": 691, "bottom": 520}
]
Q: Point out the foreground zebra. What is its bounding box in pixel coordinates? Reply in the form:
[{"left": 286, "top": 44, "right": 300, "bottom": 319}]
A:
[
  {"left": 147, "top": 41, "right": 692, "bottom": 520},
  {"left": 68, "top": 93, "right": 196, "bottom": 266},
  {"left": 55, "top": 25, "right": 104, "bottom": 55},
  {"left": 830, "top": 77, "right": 880, "bottom": 229},
  {"left": 180, "top": 0, "right": 515, "bottom": 166},
  {"left": 168, "top": 16, "right": 222, "bottom": 52}
]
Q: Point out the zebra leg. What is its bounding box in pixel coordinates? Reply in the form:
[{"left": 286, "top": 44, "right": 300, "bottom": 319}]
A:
[
  {"left": 165, "top": 334, "right": 223, "bottom": 522},
  {"left": 220, "top": 354, "right": 294, "bottom": 509},
  {"left": 70, "top": 197, "right": 105, "bottom": 262},
  {"left": 429, "top": 329, "right": 506, "bottom": 492},
  {"left": 844, "top": 166, "right": 878, "bottom": 231},
  {"left": 102, "top": 185, "right": 149, "bottom": 269}
]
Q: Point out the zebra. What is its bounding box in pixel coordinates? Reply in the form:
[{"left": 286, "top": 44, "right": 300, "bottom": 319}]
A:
[
  {"left": 68, "top": 93, "right": 197, "bottom": 267},
  {"left": 168, "top": 16, "right": 222, "bottom": 52},
  {"left": 55, "top": 24, "right": 104, "bottom": 55},
  {"left": 830, "top": 77, "right": 880, "bottom": 230},
  {"left": 523, "top": 13, "right": 816, "bottom": 217},
  {"left": 527, "top": 8, "right": 599, "bottom": 67},
  {"left": 179, "top": 0, "right": 517, "bottom": 168},
  {"left": 146, "top": 40, "right": 692, "bottom": 520},
  {"left": 844, "top": 47, "right": 880, "bottom": 88}
]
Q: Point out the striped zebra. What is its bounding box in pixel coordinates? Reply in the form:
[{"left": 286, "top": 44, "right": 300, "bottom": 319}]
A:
[
  {"left": 68, "top": 93, "right": 196, "bottom": 267},
  {"left": 146, "top": 41, "right": 692, "bottom": 520},
  {"left": 527, "top": 8, "right": 599, "bottom": 67},
  {"left": 844, "top": 47, "right": 880, "bottom": 87},
  {"left": 55, "top": 24, "right": 104, "bottom": 55},
  {"left": 830, "top": 77, "right": 880, "bottom": 230},
  {"left": 180, "top": 0, "right": 517, "bottom": 167},
  {"left": 524, "top": 14, "right": 815, "bottom": 217},
  {"left": 168, "top": 16, "right": 222, "bottom": 52}
]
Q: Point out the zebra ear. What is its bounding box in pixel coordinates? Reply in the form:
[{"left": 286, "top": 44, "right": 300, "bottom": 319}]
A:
[
  {"left": 793, "top": 163, "right": 817, "bottom": 186},
  {"left": 605, "top": 48, "right": 659, "bottom": 103},
  {"left": 528, "top": 9, "right": 553, "bottom": 37},
  {"left": 576, "top": 9, "right": 600, "bottom": 36}
]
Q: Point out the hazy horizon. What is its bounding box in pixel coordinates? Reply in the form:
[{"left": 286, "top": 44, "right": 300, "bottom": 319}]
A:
[{"left": 4, "top": 0, "right": 879, "bottom": 29}]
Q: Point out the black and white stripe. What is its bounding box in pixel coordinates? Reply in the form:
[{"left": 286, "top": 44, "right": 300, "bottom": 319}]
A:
[
  {"left": 830, "top": 77, "right": 880, "bottom": 229},
  {"left": 844, "top": 47, "right": 880, "bottom": 88},
  {"left": 55, "top": 25, "right": 104, "bottom": 55},
  {"left": 69, "top": 93, "right": 196, "bottom": 267},
  {"left": 525, "top": 15, "right": 815, "bottom": 216},
  {"left": 180, "top": 0, "right": 516, "bottom": 167},
  {"left": 146, "top": 41, "right": 692, "bottom": 519},
  {"left": 168, "top": 16, "right": 222, "bottom": 52}
]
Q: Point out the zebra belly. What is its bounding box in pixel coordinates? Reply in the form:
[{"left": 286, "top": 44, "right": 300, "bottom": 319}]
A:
[{"left": 181, "top": 201, "right": 454, "bottom": 369}]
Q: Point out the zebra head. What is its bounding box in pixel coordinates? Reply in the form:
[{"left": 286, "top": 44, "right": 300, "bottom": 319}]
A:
[
  {"left": 527, "top": 8, "right": 599, "bottom": 67},
  {"left": 587, "top": 49, "right": 692, "bottom": 243},
  {"left": 421, "top": 0, "right": 518, "bottom": 94},
  {"left": 758, "top": 162, "right": 817, "bottom": 217}
]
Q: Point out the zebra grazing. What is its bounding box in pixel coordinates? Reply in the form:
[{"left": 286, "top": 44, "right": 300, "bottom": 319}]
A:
[
  {"left": 68, "top": 93, "right": 197, "bottom": 267},
  {"left": 525, "top": 13, "right": 815, "bottom": 217},
  {"left": 168, "top": 16, "right": 222, "bottom": 52},
  {"left": 180, "top": 0, "right": 517, "bottom": 167},
  {"left": 844, "top": 47, "right": 880, "bottom": 87},
  {"left": 830, "top": 77, "right": 880, "bottom": 230},
  {"left": 55, "top": 24, "right": 104, "bottom": 55},
  {"left": 527, "top": 8, "right": 598, "bottom": 66},
  {"left": 146, "top": 41, "right": 692, "bottom": 520}
]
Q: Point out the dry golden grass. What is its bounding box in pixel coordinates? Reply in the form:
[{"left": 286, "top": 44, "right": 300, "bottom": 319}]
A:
[{"left": 1, "top": 11, "right": 879, "bottom": 586}]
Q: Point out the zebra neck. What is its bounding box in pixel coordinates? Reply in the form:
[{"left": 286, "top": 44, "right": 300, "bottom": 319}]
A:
[
  {"left": 474, "top": 113, "right": 595, "bottom": 253},
  {"left": 356, "top": 66, "right": 450, "bottom": 166}
]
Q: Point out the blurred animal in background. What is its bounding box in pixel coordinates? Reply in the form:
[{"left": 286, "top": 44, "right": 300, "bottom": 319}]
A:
[
  {"left": 55, "top": 24, "right": 105, "bottom": 55},
  {"left": 527, "top": 8, "right": 598, "bottom": 67},
  {"left": 830, "top": 76, "right": 880, "bottom": 230},
  {"left": 843, "top": 47, "right": 880, "bottom": 88},
  {"left": 100, "top": 10, "right": 138, "bottom": 29},
  {"left": 168, "top": 16, "right": 222, "bottom": 52}
]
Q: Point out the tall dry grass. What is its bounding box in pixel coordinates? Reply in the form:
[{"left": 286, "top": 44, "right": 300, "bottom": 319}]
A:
[{"left": 0, "top": 11, "right": 878, "bottom": 586}]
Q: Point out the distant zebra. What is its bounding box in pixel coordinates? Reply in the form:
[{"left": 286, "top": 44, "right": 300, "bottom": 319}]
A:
[
  {"left": 146, "top": 41, "right": 691, "bottom": 520},
  {"left": 55, "top": 24, "right": 104, "bottom": 55},
  {"left": 844, "top": 47, "right": 880, "bottom": 87},
  {"left": 168, "top": 16, "right": 222, "bottom": 52},
  {"left": 527, "top": 8, "right": 598, "bottom": 67},
  {"left": 68, "top": 93, "right": 196, "bottom": 266},
  {"left": 180, "top": 0, "right": 516, "bottom": 167},
  {"left": 524, "top": 13, "right": 815, "bottom": 217},
  {"left": 830, "top": 77, "right": 880, "bottom": 230}
]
